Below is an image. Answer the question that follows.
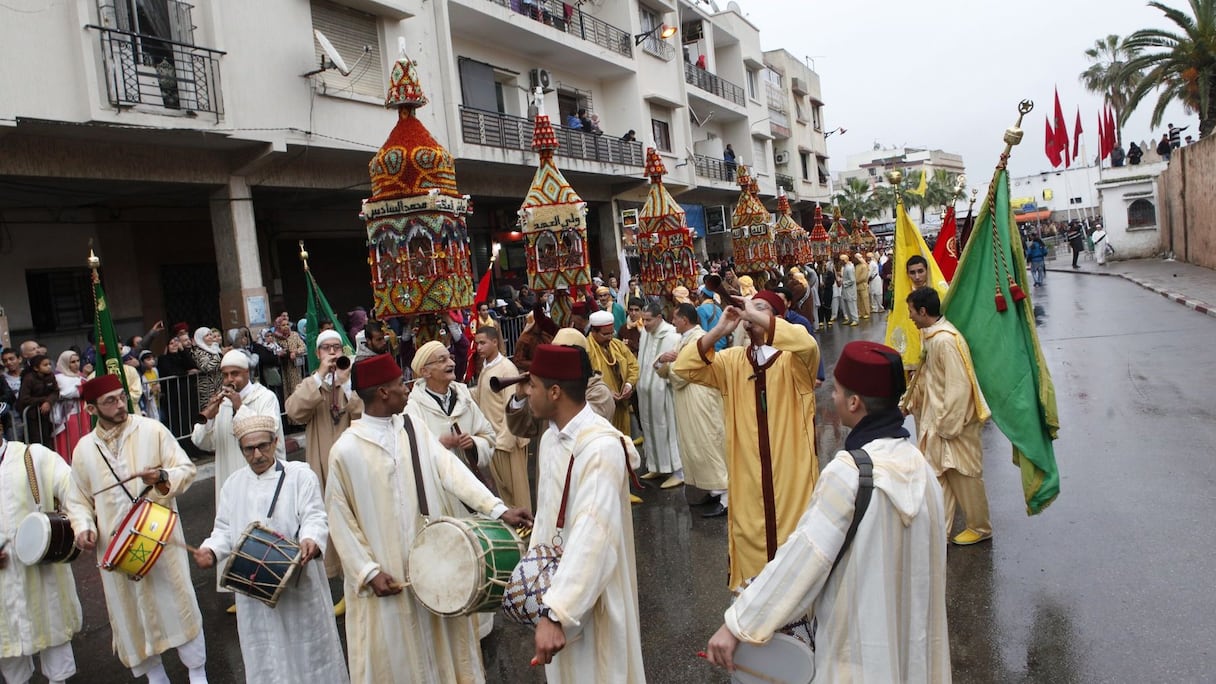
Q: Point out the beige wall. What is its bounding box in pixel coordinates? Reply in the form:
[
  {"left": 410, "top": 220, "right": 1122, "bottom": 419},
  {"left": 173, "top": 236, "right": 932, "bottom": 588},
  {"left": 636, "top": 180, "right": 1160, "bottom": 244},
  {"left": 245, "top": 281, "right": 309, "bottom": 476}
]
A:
[{"left": 1159, "top": 136, "right": 1216, "bottom": 269}]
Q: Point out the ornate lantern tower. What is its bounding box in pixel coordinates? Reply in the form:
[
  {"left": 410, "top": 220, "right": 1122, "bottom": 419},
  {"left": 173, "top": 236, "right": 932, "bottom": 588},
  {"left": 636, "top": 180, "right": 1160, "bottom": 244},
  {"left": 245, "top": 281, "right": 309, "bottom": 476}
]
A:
[
  {"left": 730, "top": 163, "right": 776, "bottom": 274},
  {"left": 362, "top": 49, "right": 474, "bottom": 343},
  {"left": 808, "top": 204, "right": 832, "bottom": 262},
  {"left": 638, "top": 148, "right": 699, "bottom": 297}
]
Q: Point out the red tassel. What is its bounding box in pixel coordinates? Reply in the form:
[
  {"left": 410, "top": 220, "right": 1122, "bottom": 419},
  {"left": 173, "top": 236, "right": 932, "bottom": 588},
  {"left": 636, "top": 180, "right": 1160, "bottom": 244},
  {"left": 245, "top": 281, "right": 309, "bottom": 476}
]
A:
[
  {"left": 98, "top": 339, "right": 106, "bottom": 356},
  {"left": 1008, "top": 277, "right": 1027, "bottom": 302},
  {"left": 994, "top": 288, "right": 1008, "bottom": 312}
]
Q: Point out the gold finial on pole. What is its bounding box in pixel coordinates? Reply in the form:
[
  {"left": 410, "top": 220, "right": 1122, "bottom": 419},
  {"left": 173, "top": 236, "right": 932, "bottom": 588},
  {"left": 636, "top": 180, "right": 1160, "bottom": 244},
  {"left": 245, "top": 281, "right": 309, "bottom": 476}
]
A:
[
  {"left": 298, "top": 240, "right": 310, "bottom": 272},
  {"left": 87, "top": 248, "right": 101, "bottom": 271},
  {"left": 969, "top": 187, "right": 979, "bottom": 212},
  {"left": 885, "top": 169, "right": 903, "bottom": 209},
  {"left": 1000, "top": 100, "right": 1034, "bottom": 162}
]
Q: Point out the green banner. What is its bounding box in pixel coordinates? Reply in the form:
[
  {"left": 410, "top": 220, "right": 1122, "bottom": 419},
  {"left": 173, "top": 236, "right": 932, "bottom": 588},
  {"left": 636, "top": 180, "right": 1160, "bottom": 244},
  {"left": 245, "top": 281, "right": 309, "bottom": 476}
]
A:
[
  {"left": 93, "top": 271, "right": 135, "bottom": 413},
  {"left": 304, "top": 270, "right": 354, "bottom": 372}
]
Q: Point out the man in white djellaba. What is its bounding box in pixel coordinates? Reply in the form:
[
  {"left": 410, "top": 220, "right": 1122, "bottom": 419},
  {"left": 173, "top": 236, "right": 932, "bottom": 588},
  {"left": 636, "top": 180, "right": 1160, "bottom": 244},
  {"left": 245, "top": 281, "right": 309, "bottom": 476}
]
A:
[
  {"left": 193, "top": 414, "right": 348, "bottom": 684},
  {"left": 705, "top": 340, "right": 950, "bottom": 683}
]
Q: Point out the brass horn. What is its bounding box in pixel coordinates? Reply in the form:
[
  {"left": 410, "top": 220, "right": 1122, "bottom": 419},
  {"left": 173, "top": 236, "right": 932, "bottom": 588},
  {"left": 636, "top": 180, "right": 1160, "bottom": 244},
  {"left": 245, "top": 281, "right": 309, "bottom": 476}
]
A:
[
  {"left": 702, "top": 273, "right": 745, "bottom": 308},
  {"left": 489, "top": 373, "right": 530, "bottom": 393}
]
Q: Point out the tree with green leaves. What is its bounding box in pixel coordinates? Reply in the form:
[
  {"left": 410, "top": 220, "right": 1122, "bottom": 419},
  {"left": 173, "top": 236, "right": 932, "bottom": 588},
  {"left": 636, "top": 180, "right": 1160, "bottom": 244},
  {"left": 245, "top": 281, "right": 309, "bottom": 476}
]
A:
[
  {"left": 1079, "top": 34, "right": 1142, "bottom": 146},
  {"left": 833, "top": 176, "right": 880, "bottom": 222},
  {"left": 1120, "top": 0, "right": 1216, "bottom": 138}
]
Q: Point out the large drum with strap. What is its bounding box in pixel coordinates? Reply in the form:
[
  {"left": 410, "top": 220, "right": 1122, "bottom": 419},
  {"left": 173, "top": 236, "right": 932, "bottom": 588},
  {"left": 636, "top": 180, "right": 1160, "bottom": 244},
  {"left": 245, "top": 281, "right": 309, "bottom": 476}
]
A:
[
  {"left": 407, "top": 516, "right": 524, "bottom": 616},
  {"left": 101, "top": 498, "right": 178, "bottom": 580},
  {"left": 14, "top": 512, "right": 80, "bottom": 565},
  {"left": 221, "top": 521, "right": 302, "bottom": 608}
]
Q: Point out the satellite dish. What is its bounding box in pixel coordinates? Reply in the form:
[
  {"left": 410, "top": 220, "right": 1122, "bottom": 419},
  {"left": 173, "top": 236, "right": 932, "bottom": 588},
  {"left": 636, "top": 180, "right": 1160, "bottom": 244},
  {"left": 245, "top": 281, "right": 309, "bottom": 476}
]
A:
[
  {"left": 314, "top": 29, "right": 351, "bottom": 76},
  {"left": 726, "top": 1, "right": 741, "bottom": 13}
]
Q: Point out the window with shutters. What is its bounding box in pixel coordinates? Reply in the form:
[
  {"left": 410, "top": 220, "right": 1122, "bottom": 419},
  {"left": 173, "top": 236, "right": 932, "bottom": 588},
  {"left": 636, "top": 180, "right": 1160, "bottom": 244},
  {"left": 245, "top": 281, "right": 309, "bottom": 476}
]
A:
[
  {"left": 310, "top": 0, "right": 384, "bottom": 100},
  {"left": 751, "top": 139, "right": 767, "bottom": 173}
]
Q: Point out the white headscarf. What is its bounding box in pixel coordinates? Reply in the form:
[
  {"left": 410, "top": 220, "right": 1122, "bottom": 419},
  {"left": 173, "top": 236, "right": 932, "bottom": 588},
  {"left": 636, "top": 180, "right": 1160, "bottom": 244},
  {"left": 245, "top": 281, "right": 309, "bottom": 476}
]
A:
[{"left": 194, "top": 327, "right": 221, "bottom": 355}]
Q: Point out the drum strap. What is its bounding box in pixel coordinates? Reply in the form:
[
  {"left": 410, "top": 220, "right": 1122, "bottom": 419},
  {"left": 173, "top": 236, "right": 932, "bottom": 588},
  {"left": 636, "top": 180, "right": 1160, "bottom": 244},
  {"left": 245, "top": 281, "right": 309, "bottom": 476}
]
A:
[
  {"left": 99, "top": 444, "right": 137, "bottom": 503},
  {"left": 555, "top": 436, "right": 634, "bottom": 530},
  {"left": 403, "top": 415, "right": 429, "bottom": 518},
  {"left": 265, "top": 460, "right": 287, "bottom": 519},
  {"left": 22, "top": 444, "right": 40, "bottom": 508},
  {"left": 831, "top": 449, "right": 874, "bottom": 574}
]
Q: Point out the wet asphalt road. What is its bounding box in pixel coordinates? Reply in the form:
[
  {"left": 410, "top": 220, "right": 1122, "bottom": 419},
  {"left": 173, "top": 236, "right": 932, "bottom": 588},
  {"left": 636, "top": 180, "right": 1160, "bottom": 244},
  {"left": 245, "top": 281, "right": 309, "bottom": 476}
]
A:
[{"left": 55, "top": 270, "right": 1216, "bottom": 682}]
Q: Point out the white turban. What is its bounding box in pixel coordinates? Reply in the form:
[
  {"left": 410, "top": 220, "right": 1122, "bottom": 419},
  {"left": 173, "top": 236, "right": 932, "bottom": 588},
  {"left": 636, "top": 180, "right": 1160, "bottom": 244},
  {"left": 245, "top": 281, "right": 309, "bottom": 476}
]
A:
[
  {"left": 220, "top": 349, "right": 250, "bottom": 370},
  {"left": 316, "top": 329, "right": 342, "bottom": 351},
  {"left": 588, "top": 310, "right": 614, "bottom": 328},
  {"left": 410, "top": 340, "right": 448, "bottom": 376}
]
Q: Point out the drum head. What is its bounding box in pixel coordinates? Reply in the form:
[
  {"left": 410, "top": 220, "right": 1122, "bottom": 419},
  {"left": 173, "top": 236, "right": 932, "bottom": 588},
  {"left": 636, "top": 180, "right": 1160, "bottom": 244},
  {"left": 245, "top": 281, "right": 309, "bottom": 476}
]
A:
[
  {"left": 731, "top": 633, "right": 815, "bottom": 684},
  {"left": 14, "top": 512, "right": 51, "bottom": 566},
  {"left": 409, "top": 518, "right": 480, "bottom": 616}
]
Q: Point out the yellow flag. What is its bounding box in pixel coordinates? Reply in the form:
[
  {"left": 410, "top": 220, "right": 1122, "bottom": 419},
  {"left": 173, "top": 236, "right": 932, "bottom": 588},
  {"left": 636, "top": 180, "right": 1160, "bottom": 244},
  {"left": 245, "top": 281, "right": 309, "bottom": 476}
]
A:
[
  {"left": 884, "top": 202, "right": 949, "bottom": 369},
  {"left": 909, "top": 166, "right": 929, "bottom": 196}
]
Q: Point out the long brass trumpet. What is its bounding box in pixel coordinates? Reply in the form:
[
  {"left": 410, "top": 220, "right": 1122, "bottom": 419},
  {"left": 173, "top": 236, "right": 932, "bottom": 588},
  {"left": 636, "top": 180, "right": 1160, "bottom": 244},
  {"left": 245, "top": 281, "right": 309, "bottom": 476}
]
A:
[{"left": 489, "top": 373, "right": 530, "bottom": 393}]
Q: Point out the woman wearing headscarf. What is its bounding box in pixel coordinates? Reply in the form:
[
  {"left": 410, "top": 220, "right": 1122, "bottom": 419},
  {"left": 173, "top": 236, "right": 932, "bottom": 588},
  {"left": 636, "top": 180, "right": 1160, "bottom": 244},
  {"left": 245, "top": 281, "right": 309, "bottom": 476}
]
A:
[
  {"left": 191, "top": 326, "right": 223, "bottom": 408},
  {"left": 52, "top": 350, "right": 88, "bottom": 460},
  {"left": 156, "top": 335, "right": 198, "bottom": 437},
  {"left": 18, "top": 353, "right": 58, "bottom": 448}
]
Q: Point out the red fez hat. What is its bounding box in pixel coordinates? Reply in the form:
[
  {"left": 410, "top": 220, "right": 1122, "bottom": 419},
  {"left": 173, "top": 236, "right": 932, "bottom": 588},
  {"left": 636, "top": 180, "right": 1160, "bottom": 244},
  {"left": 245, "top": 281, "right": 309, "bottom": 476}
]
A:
[
  {"left": 570, "top": 301, "right": 591, "bottom": 317},
  {"left": 351, "top": 353, "right": 402, "bottom": 391},
  {"left": 171, "top": 322, "right": 190, "bottom": 335},
  {"left": 530, "top": 344, "right": 588, "bottom": 381},
  {"left": 834, "top": 340, "right": 905, "bottom": 399},
  {"left": 81, "top": 373, "right": 124, "bottom": 403},
  {"left": 753, "top": 290, "right": 786, "bottom": 316}
]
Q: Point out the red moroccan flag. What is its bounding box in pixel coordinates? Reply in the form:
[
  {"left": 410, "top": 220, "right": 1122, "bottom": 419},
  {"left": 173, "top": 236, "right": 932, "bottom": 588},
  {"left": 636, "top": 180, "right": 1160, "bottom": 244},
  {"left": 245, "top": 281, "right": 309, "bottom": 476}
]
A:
[
  {"left": 1072, "top": 107, "right": 1083, "bottom": 161},
  {"left": 1105, "top": 105, "right": 1117, "bottom": 152},
  {"left": 1054, "top": 88, "right": 1070, "bottom": 168},
  {"left": 933, "top": 206, "right": 960, "bottom": 282},
  {"left": 1045, "top": 118, "right": 1061, "bottom": 167}
]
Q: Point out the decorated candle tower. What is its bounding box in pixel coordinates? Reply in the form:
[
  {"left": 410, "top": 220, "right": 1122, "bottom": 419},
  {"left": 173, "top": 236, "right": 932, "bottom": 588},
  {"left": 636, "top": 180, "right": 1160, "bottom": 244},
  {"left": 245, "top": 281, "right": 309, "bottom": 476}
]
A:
[
  {"left": 361, "top": 46, "right": 474, "bottom": 343},
  {"left": 773, "top": 187, "right": 811, "bottom": 268},
  {"left": 829, "top": 206, "right": 852, "bottom": 258},
  {"left": 637, "top": 147, "right": 699, "bottom": 297},
  {"left": 808, "top": 204, "right": 832, "bottom": 262},
  {"left": 729, "top": 162, "right": 776, "bottom": 274},
  {"left": 857, "top": 219, "right": 879, "bottom": 251},
  {"left": 518, "top": 88, "right": 591, "bottom": 327}
]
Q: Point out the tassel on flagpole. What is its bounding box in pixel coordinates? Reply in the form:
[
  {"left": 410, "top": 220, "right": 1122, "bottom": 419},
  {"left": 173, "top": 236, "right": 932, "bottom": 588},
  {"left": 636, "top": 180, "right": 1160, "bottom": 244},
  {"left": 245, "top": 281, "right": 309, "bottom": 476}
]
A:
[
  {"left": 995, "top": 286, "right": 1008, "bottom": 312},
  {"left": 1008, "top": 276, "right": 1027, "bottom": 303}
]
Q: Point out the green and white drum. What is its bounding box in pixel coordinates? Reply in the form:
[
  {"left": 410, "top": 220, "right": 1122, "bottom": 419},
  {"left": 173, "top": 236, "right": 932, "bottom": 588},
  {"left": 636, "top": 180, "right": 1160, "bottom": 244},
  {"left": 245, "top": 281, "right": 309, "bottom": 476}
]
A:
[{"left": 408, "top": 516, "right": 525, "bottom": 616}]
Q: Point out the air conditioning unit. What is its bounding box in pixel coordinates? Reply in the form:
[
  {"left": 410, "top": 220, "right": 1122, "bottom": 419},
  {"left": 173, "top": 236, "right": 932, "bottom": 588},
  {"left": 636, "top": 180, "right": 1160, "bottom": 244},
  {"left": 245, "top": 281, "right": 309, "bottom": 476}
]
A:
[
  {"left": 529, "top": 68, "right": 552, "bottom": 92},
  {"left": 774, "top": 150, "right": 790, "bottom": 165}
]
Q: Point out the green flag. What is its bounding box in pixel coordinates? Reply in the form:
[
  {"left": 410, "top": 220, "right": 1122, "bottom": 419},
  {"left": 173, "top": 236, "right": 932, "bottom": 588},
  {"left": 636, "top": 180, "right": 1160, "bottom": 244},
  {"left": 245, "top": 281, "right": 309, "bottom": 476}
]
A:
[
  {"left": 92, "top": 269, "right": 135, "bottom": 413},
  {"left": 304, "top": 270, "right": 353, "bottom": 372},
  {"left": 943, "top": 168, "right": 1060, "bottom": 514}
]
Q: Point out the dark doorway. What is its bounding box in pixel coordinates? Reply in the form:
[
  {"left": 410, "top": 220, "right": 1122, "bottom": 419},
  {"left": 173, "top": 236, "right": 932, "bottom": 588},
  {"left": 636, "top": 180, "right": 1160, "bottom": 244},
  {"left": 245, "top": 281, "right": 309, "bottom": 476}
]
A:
[{"left": 160, "top": 263, "right": 220, "bottom": 330}]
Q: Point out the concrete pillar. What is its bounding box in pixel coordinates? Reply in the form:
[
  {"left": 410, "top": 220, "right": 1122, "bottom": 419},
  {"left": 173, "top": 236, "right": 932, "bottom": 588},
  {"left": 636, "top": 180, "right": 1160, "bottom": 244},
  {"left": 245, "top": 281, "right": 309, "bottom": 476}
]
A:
[
  {"left": 210, "top": 176, "right": 270, "bottom": 333},
  {"left": 596, "top": 203, "right": 623, "bottom": 278}
]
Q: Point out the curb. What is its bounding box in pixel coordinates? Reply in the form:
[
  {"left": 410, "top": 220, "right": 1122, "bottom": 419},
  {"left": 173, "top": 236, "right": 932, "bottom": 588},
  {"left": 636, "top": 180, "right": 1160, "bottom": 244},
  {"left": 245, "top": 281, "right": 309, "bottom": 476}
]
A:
[{"left": 1047, "top": 266, "right": 1216, "bottom": 320}]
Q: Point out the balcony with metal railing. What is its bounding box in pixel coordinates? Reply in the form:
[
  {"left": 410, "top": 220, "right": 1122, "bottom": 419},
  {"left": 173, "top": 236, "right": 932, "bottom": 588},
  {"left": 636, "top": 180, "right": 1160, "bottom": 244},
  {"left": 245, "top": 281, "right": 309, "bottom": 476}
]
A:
[
  {"left": 478, "top": 0, "right": 632, "bottom": 57},
  {"left": 87, "top": 25, "right": 224, "bottom": 116},
  {"left": 776, "top": 173, "right": 795, "bottom": 192},
  {"left": 684, "top": 62, "right": 745, "bottom": 107},
  {"left": 460, "top": 107, "right": 644, "bottom": 166},
  {"left": 694, "top": 153, "right": 737, "bottom": 183},
  {"left": 641, "top": 35, "right": 676, "bottom": 61}
]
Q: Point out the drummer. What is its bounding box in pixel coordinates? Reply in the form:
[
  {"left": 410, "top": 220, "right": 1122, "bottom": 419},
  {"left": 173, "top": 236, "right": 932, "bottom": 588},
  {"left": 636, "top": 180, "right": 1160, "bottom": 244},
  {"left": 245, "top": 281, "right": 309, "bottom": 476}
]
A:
[
  {"left": 0, "top": 434, "right": 81, "bottom": 684},
  {"left": 325, "top": 353, "right": 533, "bottom": 684},
  {"left": 64, "top": 374, "right": 208, "bottom": 684},
  {"left": 193, "top": 414, "right": 348, "bottom": 683},
  {"left": 704, "top": 341, "right": 950, "bottom": 681}
]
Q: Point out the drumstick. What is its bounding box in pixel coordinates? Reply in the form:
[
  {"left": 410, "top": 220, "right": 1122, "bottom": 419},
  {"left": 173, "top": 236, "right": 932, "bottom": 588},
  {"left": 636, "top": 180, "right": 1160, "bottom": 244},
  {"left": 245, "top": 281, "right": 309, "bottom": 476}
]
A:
[
  {"left": 696, "top": 651, "right": 787, "bottom": 684},
  {"left": 92, "top": 473, "right": 146, "bottom": 496},
  {"left": 164, "top": 537, "right": 202, "bottom": 556}
]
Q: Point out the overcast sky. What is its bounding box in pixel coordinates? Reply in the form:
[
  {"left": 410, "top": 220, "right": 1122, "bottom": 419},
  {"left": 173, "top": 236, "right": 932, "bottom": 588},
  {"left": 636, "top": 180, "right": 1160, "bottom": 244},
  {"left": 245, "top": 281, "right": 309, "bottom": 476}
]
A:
[{"left": 741, "top": 0, "right": 1193, "bottom": 185}]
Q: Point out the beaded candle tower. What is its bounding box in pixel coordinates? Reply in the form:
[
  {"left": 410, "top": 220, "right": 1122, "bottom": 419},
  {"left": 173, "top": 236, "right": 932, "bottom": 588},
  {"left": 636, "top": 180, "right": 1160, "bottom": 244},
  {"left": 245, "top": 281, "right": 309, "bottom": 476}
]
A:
[
  {"left": 730, "top": 163, "right": 776, "bottom": 274},
  {"left": 830, "top": 207, "right": 852, "bottom": 258},
  {"left": 637, "top": 147, "right": 699, "bottom": 297},
  {"left": 518, "top": 90, "right": 591, "bottom": 326},
  {"left": 362, "top": 48, "right": 474, "bottom": 337},
  {"left": 808, "top": 204, "right": 832, "bottom": 262},
  {"left": 773, "top": 187, "right": 811, "bottom": 268}
]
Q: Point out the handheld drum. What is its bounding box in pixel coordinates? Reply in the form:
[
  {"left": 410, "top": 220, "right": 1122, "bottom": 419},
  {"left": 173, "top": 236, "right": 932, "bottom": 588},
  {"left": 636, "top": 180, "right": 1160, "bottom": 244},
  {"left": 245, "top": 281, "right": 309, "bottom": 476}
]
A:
[
  {"left": 220, "top": 521, "right": 302, "bottom": 608},
  {"left": 14, "top": 512, "right": 80, "bottom": 566},
  {"left": 408, "top": 517, "right": 524, "bottom": 616}
]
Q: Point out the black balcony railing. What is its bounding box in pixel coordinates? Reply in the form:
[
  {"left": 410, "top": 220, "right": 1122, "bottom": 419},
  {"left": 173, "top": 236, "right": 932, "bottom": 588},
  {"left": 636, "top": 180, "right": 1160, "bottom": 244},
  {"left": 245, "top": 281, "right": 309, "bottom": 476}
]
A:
[
  {"left": 483, "top": 0, "right": 632, "bottom": 57},
  {"left": 460, "top": 107, "right": 644, "bottom": 166},
  {"left": 88, "top": 25, "right": 224, "bottom": 115},
  {"left": 642, "top": 35, "right": 676, "bottom": 61},
  {"left": 694, "top": 153, "right": 737, "bottom": 182},
  {"left": 776, "top": 173, "right": 795, "bottom": 192},
  {"left": 684, "top": 62, "right": 745, "bottom": 106}
]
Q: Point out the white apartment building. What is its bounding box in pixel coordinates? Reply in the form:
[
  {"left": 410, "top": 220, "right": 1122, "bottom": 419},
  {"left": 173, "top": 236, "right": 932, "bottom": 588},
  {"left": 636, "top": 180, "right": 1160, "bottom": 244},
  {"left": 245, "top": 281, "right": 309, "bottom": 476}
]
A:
[
  {"left": 836, "top": 146, "right": 966, "bottom": 229},
  {"left": 0, "top": 0, "right": 831, "bottom": 350}
]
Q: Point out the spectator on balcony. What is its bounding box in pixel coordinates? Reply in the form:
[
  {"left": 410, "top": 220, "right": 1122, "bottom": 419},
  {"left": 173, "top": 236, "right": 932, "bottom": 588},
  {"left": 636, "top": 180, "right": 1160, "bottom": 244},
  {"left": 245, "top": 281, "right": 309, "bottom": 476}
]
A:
[
  {"left": 566, "top": 112, "right": 583, "bottom": 130},
  {"left": 724, "top": 144, "right": 737, "bottom": 180},
  {"left": 696, "top": 54, "right": 707, "bottom": 70},
  {"left": 589, "top": 113, "right": 604, "bottom": 135},
  {"left": 622, "top": 129, "right": 637, "bottom": 142}
]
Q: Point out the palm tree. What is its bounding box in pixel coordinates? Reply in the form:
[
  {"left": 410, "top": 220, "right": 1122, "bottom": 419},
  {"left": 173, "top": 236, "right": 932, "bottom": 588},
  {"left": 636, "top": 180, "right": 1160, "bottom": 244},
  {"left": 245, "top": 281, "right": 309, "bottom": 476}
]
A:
[
  {"left": 834, "top": 177, "right": 879, "bottom": 222},
  {"left": 1079, "top": 34, "right": 1142, "bottom": 146},
  {"left": 1120, "top": 0, "right": 1216, "bottom": 138},
  {"left": 925, "top": 169, "right": 960, "bottom": 216}
]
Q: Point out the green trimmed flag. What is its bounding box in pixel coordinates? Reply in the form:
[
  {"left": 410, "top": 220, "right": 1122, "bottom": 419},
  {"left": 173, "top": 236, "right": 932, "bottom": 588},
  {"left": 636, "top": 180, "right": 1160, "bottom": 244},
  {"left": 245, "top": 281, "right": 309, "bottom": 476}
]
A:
[
  {"left": 303, "top": 269, "right": 354, "bottom": 372},
  {"left": 943, "top": 167, "right": 1060, "bottom": 514},
  {"left": 92, "top": 268, "right": 135, "bottom": 412}
]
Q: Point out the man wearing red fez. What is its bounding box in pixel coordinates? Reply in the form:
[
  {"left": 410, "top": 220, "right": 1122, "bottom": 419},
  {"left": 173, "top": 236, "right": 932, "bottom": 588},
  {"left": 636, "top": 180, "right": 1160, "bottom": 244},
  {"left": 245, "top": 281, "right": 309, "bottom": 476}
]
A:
[
  {"left": 324, "top": 353, "right": 533, "bottom": 684},
  {"left": 64, "top": 373, "right": 208, "bottom": 683},
  {"left": 673, "top": 292, "right": 821, "bottom": 597},
  {"left": 706, "top": 340, "right": 950, "bottom": 682},
  {"left": 900, "top": 286, "right": 993, "bottom": 546},
  {"left": 524, "top": 345, "right": 645, "bottom": 682}
]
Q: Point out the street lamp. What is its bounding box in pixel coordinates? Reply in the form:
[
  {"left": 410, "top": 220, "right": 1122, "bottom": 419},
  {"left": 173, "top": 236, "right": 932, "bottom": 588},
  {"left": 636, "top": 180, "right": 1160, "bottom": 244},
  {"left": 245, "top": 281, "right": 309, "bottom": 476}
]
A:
[
  {"left": 635, "top": 24, "right": 677, "bottom": 46},
  {"left": 824, "top": 126, "right": 847, "bottom": 138}
]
